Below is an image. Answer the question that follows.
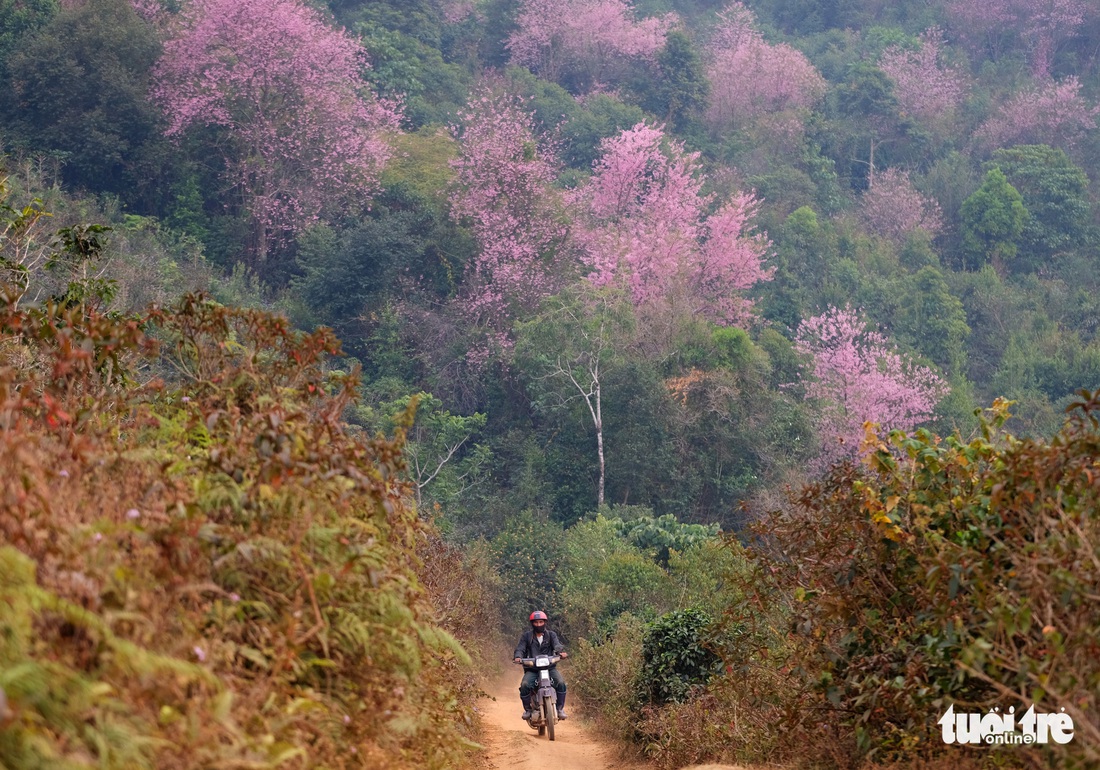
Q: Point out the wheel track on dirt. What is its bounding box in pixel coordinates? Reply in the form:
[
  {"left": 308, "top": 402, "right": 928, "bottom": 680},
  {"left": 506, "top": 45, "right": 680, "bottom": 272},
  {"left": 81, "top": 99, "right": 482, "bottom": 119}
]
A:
[{"left": 477, "top": 670, "right": 748, "bottom": 770}]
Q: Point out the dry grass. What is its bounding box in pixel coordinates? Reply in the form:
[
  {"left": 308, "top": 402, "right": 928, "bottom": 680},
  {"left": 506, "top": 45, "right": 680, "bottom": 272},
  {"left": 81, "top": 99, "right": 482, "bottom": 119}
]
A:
[{"left": 0, "top": 294, "right": 489, "bottom": 769}]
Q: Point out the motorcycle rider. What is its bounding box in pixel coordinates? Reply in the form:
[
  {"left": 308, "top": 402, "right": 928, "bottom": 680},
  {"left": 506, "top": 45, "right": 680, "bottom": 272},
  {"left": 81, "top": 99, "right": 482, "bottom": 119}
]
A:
[{"left": 513, "top": 610, "right": 568, "bottom": 720}]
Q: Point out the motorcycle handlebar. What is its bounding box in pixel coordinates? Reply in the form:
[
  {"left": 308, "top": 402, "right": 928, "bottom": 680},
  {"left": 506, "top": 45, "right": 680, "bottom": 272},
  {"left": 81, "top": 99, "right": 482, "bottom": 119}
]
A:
[{"left": 514, "top": 654, "right": 563, "bottom": 667}]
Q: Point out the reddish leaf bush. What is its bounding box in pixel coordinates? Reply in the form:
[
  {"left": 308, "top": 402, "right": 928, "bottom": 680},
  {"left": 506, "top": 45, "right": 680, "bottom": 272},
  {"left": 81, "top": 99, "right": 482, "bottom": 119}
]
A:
[
  {"left": 746, "top": 398, "right": 1100, "bottom": 765},
  {"left": 0, "top": 288, "right": 482, "bottom": 768},
  {"left": 604, "top": 398, "right": 1100, "bottom": 768}
]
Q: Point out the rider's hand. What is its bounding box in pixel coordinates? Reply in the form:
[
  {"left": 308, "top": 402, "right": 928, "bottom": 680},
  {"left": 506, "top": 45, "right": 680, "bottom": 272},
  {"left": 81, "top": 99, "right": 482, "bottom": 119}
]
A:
[
  {"left": 559, "top": 651, "right": 568, "bottom": 658},
  {"left": 513, "top": 657, "right": 522, "bottom": 664}
]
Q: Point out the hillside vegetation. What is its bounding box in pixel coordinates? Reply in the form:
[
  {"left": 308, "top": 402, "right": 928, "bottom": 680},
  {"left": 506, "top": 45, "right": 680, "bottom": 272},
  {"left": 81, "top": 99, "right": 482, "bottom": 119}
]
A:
[
  {"left": 0, "top": 201, "right": 489, "bottom": 766},
  {"left": 2, "top": 0, "right": 1100, "bottom": 766}
]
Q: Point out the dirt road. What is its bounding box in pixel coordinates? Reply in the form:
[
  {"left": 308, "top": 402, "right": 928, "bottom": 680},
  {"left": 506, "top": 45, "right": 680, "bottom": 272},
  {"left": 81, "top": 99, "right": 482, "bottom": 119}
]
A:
[
  {"left": 476, "top": 669, "right": 747, "bottom": 770},
  {"left": 476, "top": 668, "right": 646, "bottom": 770}
]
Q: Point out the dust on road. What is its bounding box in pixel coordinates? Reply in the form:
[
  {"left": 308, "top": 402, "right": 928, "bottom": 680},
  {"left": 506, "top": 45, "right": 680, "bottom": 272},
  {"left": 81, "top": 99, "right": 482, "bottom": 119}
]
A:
[
  {"left": 476, "top": 668, "right": 750, "bottom": 770},
  {"left": 476, "top": 668, "right": 644, "bottom": 770}
]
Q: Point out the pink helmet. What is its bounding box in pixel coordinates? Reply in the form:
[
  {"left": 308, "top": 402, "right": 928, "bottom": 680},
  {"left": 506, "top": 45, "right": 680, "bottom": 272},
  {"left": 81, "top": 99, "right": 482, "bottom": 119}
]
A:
[{"left": 529, "top": 610, "right": 548, "bottom": 624}]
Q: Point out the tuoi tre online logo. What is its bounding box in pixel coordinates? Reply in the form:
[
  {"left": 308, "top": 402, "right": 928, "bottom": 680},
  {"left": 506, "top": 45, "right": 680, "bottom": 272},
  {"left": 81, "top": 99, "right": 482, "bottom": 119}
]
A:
[{"left": 939, "top": 704, "right": 1074, "bottom": 745}]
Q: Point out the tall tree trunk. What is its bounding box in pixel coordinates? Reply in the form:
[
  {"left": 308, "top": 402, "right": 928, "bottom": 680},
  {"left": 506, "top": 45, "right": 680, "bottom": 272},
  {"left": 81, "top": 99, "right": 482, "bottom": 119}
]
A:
[{"left": 595, "top": 379, "right": 604, "bottom": 507}]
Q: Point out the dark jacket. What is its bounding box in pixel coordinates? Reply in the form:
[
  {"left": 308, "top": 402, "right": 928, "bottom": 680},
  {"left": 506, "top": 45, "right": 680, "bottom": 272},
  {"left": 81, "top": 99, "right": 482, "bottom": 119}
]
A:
[{"left": 514, "top": 628, "right": 565, "bottom": 664}]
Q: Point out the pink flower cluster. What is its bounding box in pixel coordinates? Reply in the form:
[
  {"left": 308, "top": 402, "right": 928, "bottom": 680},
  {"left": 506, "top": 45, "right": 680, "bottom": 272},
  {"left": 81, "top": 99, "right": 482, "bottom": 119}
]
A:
[
  {"left": 450, "top": 83, "right": 567, "bottom": 332},
  {"left": 507, "top": 0, "right": 675, "bottom": 85},
  {"left": 859, "top": 168, "right": 943, "bottom": 244},
  {"left": 795, "top": 306, "right": 947, "bottom": 467},
  {"left": 878, "top": 28, "right": 966, "bottom": 131},
  {"left": 127, "top": 0, "right": 163, "bottom": 21},
  {"left": 152, "top": 0, "right": 401, "bottom": 258},
  {"left": 973, "top": 76, "right": 1098, "bottom": 152},
  {"left": 705, "top": 3, "right": 826, "bottom": 131},
  {"left": 575, "top": 123, "right": 773, "bottom": 327}
]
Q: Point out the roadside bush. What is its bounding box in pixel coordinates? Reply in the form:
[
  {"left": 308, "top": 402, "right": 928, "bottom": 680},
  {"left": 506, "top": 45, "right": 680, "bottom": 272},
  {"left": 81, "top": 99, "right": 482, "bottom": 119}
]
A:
[
  {"left": 639, "top": 608, "right": 719, "bottom": 706},
  {"left": 570, "top": 613, "right": 646, "bottom": 743},
  {"left": 666, "top": 539, "right": 752, "bottom": 619},
  {"left": 417, "top": 533, "right": 505, "bottom": 663},
  {"left": 0, "top": 284, "right": 481, "bottom": 768},
  {"left": 741, "top": 398, "right": 1100, "bottom": 766},
  {"left": 602, "top": 397, "right": 1100, "bottom": 769},
  {"left": 487, "top": 511, "right": 565, "bottom": 632},
  {"left": 558, "top": 515, "right": 674, "bottom": 640}
]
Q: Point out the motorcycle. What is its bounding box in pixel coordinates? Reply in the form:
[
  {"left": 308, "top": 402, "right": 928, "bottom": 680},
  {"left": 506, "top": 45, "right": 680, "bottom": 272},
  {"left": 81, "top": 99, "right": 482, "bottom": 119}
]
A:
[{"left": 515, "top": 654, "right": 562, "bottom": 740}]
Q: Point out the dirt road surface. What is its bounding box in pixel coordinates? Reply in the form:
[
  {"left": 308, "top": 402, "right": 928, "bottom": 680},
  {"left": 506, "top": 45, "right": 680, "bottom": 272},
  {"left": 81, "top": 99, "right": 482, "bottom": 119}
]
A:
[
  {"left": 476, "top": 669, "right": 748, "bottom": 770},
  {"left": 477, "top": 668, "right": 646, "bottom": 770}
]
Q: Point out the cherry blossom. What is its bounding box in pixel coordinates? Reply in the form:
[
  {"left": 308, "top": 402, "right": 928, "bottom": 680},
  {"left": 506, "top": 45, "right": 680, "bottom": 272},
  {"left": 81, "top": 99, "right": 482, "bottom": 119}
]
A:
[
  {"left": 973, "top": 76, "right": 1098, "bottom": 152},
  {"left": 878, "top": 28, "right": 966, "bottom": 132},
  {"left": 575, "top": 123, "right": 772, "bottom": 327},
  {"left": 450, "top": 82, "right": 567, "bottom": 335},
  {"left": 705, "top": 3, "right": 825, "bottom": 131},
  {"left": 860, "top": 168, "right": 943, "bottom": 244},
  {"left": 507, "top": 0, "right": 675, "bottom": 86},
  {"left": 795, "top": 306, "right": 947, "bottom": 466},
  {"left": 152, "top": 0, "right": 401, "bottom": 260}
]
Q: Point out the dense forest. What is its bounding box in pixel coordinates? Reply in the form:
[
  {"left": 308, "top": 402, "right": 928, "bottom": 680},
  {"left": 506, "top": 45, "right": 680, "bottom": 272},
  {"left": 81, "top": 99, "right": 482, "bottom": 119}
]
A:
[{"left": 1, "top": 0, "right": 1099, "bottom": 766}]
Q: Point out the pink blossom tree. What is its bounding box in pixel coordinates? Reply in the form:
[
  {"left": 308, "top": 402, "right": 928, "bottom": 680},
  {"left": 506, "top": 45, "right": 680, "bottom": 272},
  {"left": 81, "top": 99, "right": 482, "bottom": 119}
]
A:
[
  {"left": 859, "top": 168, "right": 943, "bottom": 245},
  {"left": 126, "top": 0, "right": 163, "bottom": 21},
  {"left": 973, "top": 76, "right": 1098, "bottom": 153},
  {"left": 947, "top": 0, "right": 1087, "bottom": 78},
  {"left": 507, "top": 0, "right": 675, "bottom": 87},
  {"left": 878, "top": 28, "right": 966, "bottom": 133},
  {"left": 795, "top": 306, "right": 948, "bottom": 467},
  {"left": 575, "top": 123, "right": 772, "bottom": 329},
  {"left": 449, "top": 82, "right": 568, "bottom": 347},
  {"left": 152, "top": 0, "right": 401, "bottom": 262},
  {"left": 704, "top": 2, "right": 825, "bottom": 133},
  {"left": 440, "top": 0, "right": 477, "bottom": 24}
]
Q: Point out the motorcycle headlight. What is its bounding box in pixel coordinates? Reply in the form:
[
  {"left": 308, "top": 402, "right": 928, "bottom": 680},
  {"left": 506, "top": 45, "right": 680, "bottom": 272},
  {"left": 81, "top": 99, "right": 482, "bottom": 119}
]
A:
[{"left": 535, "top": 656, "right": 551, "bottom": 667}]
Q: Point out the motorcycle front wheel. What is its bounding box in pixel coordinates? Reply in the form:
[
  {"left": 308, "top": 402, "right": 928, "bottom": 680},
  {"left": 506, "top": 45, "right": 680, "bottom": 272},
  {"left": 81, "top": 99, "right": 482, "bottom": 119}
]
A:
[{"left": 543, "top": 694, "right": 556, "bottom": 741}]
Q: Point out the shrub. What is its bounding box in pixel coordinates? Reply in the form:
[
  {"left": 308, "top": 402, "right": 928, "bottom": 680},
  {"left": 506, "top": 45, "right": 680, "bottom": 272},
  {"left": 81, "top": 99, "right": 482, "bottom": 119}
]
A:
[
  {"left": 558, "top": 514, "right": 673, "bottom": 639},
  {"left": 638, "top": 608, "right": 719, "bottom": 706},
  {"left": 570, "top": 613, "right": 647, "bottom": 743},
  {"left": 614, "top": 513, "right": 720, "bottom": 566},
  {"left": 488, "top": 510, "right": 566, "bottom": 631},
  {"left": 0, "top": 283, "right": 481, "bottom": 767},
  {"left": 605, "top": 397, "right": 1100, "bottom": 768},
  {"left": 743, "top": 397, "right": 1100, "bottom": 765}
]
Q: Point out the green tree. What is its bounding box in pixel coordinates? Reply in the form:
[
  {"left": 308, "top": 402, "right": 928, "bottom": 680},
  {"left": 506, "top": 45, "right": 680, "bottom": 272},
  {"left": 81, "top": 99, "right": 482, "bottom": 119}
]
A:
[
  {"left": 638, "top": 30, "right": 709, "bottom": 132},
  {"left": 988, "top": 145, "right": 1091, "bottom": 272},
  {"left": 357, "top": 23, "right": 470, "bottom": 128},
  {"left": 558, "top": 514, "right": 673, "bottom": 639},
  {"left": 515, "top": 287, "right": 635, "bottom": 509},
  {"left": 781, "top": 205, "right": 830, "bottom": 271},
  {"left": 360, "top": 390, "right": 491, "bottom": 515},
  {"left": 959, "top": 167, "right": 1027, "bottom": 271},
  {"left": 331, "top": 0, "right": 444, "bottom": 46},
  {"left": 759, "top": 0, "right": 863, "bottom": 34},
  {"left": 489, "top": 511, "right": 567, "bottom": 625},
  {"left": 0, "top": 0, "right": 54, "bottom": 68},
  {"left": 292, "top": 214, "right": 423, "bottom": 331},
  {"left": 612, "top": 512, "right": 719, "bottom": 566},
  {"left": 838, "top": 63, "right": 898, "bottom": 120},
  {"left": 827, "top": 62, "right": 901, "bottom": 189},
  {"left": 895, "top": 266, "right": 970, "bottom": 376},
  {"left": 559, "top": 93, "right": 646, "bottom": 171},
  {"left": 291, "top": 185, "right": 470, "bottom": 364},
  {"left": 2, "top": 0, "right": 168, "bottom": 209}
]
